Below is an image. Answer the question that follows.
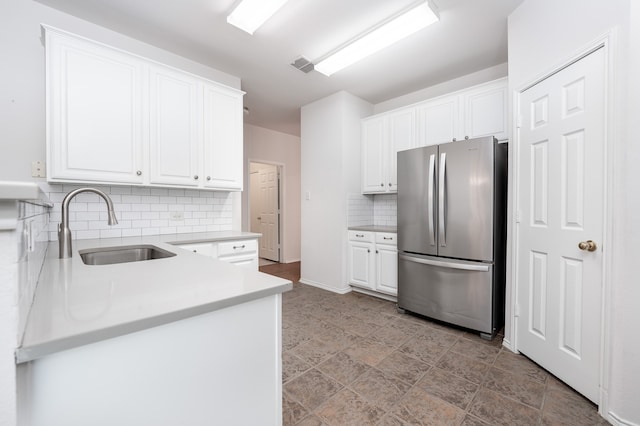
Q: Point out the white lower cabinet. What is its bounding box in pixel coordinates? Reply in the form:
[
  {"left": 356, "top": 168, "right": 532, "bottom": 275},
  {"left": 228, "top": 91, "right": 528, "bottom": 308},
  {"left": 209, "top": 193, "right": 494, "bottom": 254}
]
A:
[
  {"left": 348, "top": 230, "right": 397, "bottom": 296},
  {"left": 176, "top": 239, "right": 258, "bottom": 270},
  {"left": 217, "top": 239, "right": 259, "bottom": 270}
]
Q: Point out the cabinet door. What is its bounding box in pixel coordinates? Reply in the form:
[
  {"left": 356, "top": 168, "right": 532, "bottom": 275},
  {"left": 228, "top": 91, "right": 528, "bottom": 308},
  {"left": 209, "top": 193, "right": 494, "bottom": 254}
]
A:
[
  {"left": 462, "top": 79, "right": 508, "bottom": 141},
  {"left": 203, "top": 84, "right": 244, "bottom": 190},
  {"left": 387, "top": 109, "right": 415, "bottom": 192},
  {"left": 376, "top": 244, "right": 398, "bottom": 295},
  {"left": 176, "top": 242, "right": 217, "bottom": 257},
  {"left": 348, "top": 241, "right": 374, "bottom": 290},
  {"left": 46, "top": 30, "right": 144, "bottom": 184},
  {"left": 361, "top": 117, "right": 386, "bottom": 193},
  {"left": 416, "top": 95, "right": 461, "bottom": 147},
  {"left": 149, "top": 65, "right": 200, "bottom": 186}
]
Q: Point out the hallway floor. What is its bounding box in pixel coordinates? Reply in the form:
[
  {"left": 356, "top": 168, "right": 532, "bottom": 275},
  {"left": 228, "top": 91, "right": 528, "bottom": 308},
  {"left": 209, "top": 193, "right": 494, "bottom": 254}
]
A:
[{"left": 272, "top": 272, "right": 606, "bottom": 425}]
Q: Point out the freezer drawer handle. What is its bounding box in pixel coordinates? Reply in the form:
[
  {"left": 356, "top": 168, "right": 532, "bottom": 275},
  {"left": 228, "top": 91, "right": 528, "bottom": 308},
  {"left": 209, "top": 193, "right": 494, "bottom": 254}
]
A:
[{"left": 399, "top": 254, "right": 490, "bottom": 272}]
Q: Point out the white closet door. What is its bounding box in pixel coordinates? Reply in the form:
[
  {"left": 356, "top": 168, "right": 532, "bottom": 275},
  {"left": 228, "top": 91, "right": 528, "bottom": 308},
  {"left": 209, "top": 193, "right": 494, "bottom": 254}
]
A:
[{"left": 516, "top": 47, "right": 606, "bottom": 403}]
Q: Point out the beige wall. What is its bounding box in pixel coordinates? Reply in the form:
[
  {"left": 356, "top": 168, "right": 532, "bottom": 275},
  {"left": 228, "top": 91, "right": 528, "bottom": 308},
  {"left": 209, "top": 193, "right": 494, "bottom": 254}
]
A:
[{"left": 242, "top": 124, "right": 301, "bottom": 263}]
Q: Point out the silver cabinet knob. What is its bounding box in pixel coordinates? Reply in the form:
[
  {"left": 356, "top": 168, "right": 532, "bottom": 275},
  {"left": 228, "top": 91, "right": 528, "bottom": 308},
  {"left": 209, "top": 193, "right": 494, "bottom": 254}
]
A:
[
  {"left": 194, "top": 175, "right": 199, "bottom": 180},
  {"left": 380, "top": 183, "right": 384, "bottom": 187},
  {"left": 388, "top": 183, "right": 392, "bottom": 186},
  {"left": 136, "top": 170, "right": 142, "bottom": 176},
  {"left": 452, "top": 138, "right": 457, "bottom": 142},
  {"left": 206, "top": 176, "right": 211, "bottom": 181},
  {"left": 465, "top": 136, "right": 469, "bottom": 140}
]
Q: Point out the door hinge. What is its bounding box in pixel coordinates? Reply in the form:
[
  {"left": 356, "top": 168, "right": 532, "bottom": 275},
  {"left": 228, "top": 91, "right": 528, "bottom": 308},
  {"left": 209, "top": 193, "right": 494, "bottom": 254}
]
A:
[
  {"left": 515, "top": 210, "right": 521, "bottom": 223},
  {"left": 514, "top": 303, "right": 521, "bottom": 318},
  {"left": 517, "top": 114, "right": 523, "bottom": 129}
]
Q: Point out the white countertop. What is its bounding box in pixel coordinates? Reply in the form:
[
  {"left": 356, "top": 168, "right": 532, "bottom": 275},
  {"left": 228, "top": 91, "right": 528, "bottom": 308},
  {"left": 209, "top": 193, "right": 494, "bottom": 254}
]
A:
[{"left": 16, "top": 232, "right": 292, "bottom": 363}]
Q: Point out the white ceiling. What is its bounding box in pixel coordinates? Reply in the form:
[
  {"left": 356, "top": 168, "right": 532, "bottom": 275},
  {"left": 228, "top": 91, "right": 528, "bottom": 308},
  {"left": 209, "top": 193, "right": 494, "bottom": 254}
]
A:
[{"left": 35, "top": 0, "right": 524, "bottom": 136}]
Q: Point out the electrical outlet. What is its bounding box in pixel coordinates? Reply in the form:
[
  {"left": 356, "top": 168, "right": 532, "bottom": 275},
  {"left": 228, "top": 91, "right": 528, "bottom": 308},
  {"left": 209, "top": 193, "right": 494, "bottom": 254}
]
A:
[
  {"left": 169, "top": 211, "right": 184, "bottom": 221},
  {"left": 31, "top": 161, "right": 46, "bottom": 178}
]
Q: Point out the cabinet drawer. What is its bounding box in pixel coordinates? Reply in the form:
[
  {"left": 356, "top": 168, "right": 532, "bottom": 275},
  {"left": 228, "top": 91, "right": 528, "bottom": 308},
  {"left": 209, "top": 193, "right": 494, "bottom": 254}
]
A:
[
  {"left": 177, "top": 242, "right": 216, "bottom": 257},
  {"left": 218, "top": 239, "right": 258, "bottom": 256},
  {"left": 376, "top": 233, "right": 397, "bottom": 246},
  {"left": 348, "top": 231, "right": 373, "bottom": 242}
]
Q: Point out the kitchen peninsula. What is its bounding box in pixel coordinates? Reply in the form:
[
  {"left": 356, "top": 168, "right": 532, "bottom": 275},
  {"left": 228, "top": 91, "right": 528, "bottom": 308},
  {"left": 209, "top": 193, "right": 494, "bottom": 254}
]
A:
[{"left": 16, "top": 233, "right": 291, "bottom": 426}]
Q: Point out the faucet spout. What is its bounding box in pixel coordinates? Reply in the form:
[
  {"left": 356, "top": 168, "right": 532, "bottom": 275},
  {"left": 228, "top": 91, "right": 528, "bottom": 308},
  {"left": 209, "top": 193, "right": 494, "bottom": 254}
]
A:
[{"left": 58, "top": 188, "right": 118, "bottom": 259}]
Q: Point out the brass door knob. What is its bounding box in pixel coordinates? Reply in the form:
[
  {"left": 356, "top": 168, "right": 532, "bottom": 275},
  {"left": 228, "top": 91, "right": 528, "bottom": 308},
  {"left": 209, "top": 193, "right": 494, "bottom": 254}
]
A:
[{"left": 578, "top": 240, "right": 597, "bottom": 252}]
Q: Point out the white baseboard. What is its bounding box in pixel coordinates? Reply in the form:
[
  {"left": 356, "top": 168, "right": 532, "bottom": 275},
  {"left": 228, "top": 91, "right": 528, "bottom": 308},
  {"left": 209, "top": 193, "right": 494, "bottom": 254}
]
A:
[
  {"left": 350, "top": 286, "right": 397, "bottom": 302},
  {"left": 501, "top": 338, "right": 517, "bottom": 353},
  {"left": 608, "top": 411, "right": 639, "bottom": 426},
  {"left": 283, "top": 258, "right": 300, "bottom": 264},
  {"left": 298, "top": 278, "right": 351, "bottom": 294}
]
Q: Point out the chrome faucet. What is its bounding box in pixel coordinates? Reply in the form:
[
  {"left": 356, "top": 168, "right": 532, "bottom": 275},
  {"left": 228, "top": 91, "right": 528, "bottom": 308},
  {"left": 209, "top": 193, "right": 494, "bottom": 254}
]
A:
[{"left": 58, "top": 188, "right": 118, "bottom": 258}]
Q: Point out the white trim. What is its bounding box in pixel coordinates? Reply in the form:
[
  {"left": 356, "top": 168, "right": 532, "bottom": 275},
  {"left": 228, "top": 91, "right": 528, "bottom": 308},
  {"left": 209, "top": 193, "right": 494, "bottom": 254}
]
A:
[
  {"left": 510, "top": 30, "right": 616, "bottom": 414},
  {"left": 608, "top": 411, "right": 640, "bottom": 426},
  {"left": 501, "top": 338, "right": 516, "bottom": 353},
  {"left": 350, "top": 286, "right": 397, "bottom": 302},
  {"left": 298, "top": 278, "right": 351, "bottom": 294}
]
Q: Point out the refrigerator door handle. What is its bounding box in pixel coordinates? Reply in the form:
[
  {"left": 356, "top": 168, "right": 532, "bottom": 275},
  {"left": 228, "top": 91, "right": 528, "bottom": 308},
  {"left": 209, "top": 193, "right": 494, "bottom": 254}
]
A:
[
  {"left": 427, "top": 153, "right": 436, "bottom": 246},
  {"left": 439, "top": 152, "right": 446, "bottom": 246},
  {"left": 399, "top": 254, "right": 490, "bottom": 272}
]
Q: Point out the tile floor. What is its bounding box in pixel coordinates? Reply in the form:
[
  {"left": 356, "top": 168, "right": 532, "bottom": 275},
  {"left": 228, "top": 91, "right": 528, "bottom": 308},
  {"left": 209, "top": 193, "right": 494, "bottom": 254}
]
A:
[{"left": 266, "top": 265, "right": 607, "bottom": 426}]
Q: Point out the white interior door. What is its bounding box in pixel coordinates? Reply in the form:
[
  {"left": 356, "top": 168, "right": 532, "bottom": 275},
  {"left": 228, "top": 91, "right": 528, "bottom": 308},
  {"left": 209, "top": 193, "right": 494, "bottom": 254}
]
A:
[
  {"left": 256, "top": 164, "right": 280, "bottom": 262},
  {"left": 516, "top": 47, "right": 605, "bottom": 403}
]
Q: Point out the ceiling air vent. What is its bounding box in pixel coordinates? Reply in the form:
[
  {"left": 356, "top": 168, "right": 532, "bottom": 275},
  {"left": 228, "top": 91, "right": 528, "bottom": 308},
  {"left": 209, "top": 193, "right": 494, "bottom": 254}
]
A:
[{"left": 290, "top": 56, "right": 314, "bottom": 73}]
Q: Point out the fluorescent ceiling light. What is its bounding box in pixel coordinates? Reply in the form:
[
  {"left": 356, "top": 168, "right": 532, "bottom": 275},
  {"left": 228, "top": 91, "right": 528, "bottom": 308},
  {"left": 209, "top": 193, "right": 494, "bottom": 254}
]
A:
[
  {"left": 227, "top": 0, "right": 290, "bottom": 35},
  {"left": 314, "top": 1, "right": 439, "bottom": 76}
]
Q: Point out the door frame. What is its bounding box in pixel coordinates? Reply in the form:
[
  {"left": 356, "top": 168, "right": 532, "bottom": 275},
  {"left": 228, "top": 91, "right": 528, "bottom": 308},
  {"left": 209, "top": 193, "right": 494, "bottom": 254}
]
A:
[
  {"left": 247, "top": 159, "right": 284, "bottom": 263},
  {"left": 507, "top": 30, "right": 617, "bottom": 415}
]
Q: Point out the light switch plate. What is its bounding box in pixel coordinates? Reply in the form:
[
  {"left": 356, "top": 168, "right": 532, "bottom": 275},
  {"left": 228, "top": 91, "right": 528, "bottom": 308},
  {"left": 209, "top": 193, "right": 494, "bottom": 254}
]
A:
[{"left": 31, "top": 161, "right": 46, "bottom": 178}]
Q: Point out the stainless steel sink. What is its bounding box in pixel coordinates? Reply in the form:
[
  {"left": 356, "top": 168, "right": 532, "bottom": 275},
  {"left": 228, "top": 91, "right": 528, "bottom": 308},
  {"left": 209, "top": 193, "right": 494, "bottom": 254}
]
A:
[{"left": 79, "top": 245, "right": 176, "bottom": 266}]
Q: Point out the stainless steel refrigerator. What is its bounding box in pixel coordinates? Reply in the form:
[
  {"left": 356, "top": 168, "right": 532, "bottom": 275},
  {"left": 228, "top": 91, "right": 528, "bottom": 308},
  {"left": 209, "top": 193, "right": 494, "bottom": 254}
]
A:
[{"left": 397, "top": 136, "right": 507, "bottom": 339}]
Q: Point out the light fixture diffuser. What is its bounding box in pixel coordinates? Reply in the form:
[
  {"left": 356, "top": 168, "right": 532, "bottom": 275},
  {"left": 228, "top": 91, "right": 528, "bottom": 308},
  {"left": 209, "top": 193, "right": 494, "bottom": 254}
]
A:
[
  {"left": 227, "top": 0, "right": 290, "bottom": 35},
  {"left": 314, "top": 1, "right": 439, "bottom": 76}
]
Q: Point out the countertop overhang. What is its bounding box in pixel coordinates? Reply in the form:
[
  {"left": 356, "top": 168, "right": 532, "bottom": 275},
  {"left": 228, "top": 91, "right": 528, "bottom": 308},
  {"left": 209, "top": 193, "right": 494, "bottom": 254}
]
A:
[{"left": 16, "top": 231, "right": 292, "bottom": 363}]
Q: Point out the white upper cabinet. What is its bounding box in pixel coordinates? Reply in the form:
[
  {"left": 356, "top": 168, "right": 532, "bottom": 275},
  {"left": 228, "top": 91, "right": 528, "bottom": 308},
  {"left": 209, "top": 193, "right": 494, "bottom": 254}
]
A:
[
  {"left": 203, "top": 84, "right": 243, "bottom": 190},
  {"left": 387, "top": 108, "right": 416, "bottom": 191},
  {"left": 362, "top": 78, "right": 507, "bottom": 194},
  {"left": 462, "top": 79, "right": 508, "bottom": 141},
  {"left": 416, "top": 94, "right": 461, "bottom": 147},
  {"left": 361, "top": 108, "right": 415, "bottom": 194},
  {"left": 361, "top": 116, "right": 386, "bottom": 193},
  {"left": 45, "top": 26, "right": 244, "bottom": 191},
  {"left": 416, "top": 78, "right": 508, "bottom": 146},
  {"left": 149, "top": 65, "right": 200, "bottom": 187},
  {"left": 46, "top": 29, "right": 144, "bottom": 184}
]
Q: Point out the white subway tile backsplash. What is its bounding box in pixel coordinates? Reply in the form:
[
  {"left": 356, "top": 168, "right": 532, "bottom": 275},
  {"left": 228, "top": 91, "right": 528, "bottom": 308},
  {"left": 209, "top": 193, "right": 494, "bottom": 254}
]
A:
[
  {"left": 373, "top": 194, "right": 397, "bottom": 227},
  {"left": 43, "top": 184, "right": 234, "bottom": 241},
  {"left": 346, "top": 193, "right": 397, "bottom": 228}
]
